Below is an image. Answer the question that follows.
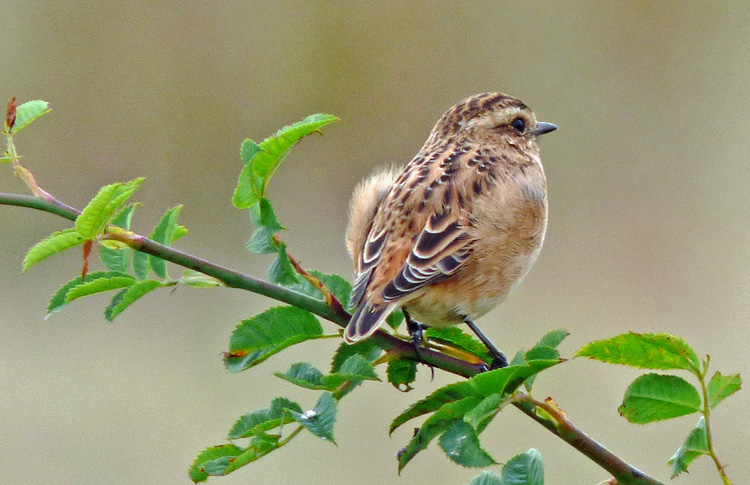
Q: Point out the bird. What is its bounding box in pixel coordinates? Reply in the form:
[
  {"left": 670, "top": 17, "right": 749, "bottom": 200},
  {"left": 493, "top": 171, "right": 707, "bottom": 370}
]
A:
[{"left": 344, "top": 93, "right": 556, "bottom": 368}]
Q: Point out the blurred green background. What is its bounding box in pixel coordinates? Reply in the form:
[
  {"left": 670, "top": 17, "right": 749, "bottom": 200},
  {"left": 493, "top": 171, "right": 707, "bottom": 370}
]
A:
[{"left": 1, "top": 2, "right": 748, "bottom": 484}]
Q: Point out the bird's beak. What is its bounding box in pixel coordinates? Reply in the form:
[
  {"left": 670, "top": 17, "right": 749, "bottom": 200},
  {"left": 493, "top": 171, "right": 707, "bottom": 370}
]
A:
[{"left": 534, "top": 122, "right": 557, "bottom": 136}]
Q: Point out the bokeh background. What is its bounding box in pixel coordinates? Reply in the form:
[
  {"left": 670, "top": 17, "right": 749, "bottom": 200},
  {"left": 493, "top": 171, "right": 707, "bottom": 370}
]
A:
[{"left": 1, "top": 2, "right": 748, "bottom": 484}]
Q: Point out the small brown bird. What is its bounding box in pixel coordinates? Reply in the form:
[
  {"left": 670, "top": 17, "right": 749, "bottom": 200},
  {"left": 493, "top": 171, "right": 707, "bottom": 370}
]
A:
[{"left": 344, "top": 93, "right": 556, "bottom": 368}]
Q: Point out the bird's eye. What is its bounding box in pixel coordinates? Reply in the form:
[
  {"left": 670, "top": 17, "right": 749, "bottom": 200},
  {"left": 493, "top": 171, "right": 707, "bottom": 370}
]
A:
[{"left": 510, "top": 117, "right": 526, "bottom": 133}]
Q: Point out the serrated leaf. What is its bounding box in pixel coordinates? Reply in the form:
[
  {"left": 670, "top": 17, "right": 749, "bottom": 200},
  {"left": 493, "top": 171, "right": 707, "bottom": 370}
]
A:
[
  {"left": 222, "top": 436, "right": 279, "bottom": 474},
  {"left": 398, "top": 397, "right": 483, "bottom": 472},
  {"left": 387, "top": 358, "right": 418, "bottom": 391},
  {"left": 288, "top": 392, "right": 337, "bottom": 444},
  {"left": 65, "top": 274, "right": 136, "bottom": 303},
  {"left": 535, "top": 329, "right": 569, "bottom": 350},
  {"left": 10, "top": 100, "right": 51, "bottom": 134},
  {"left": 249, "top": 197, "right": 284, "bottom": 230},
  {"left": 523, "top": 346, "right": 560, "bottom": 392},
  {"left": 76, "top": 178, "right": 144, "bottom": 239},
  {"left": 668, "top": 416, "right": 709, "bottom": 477},
  {"left": 225, "top": 306, "right": 323, "bottom": 372},
  {"left": 464, "top": 393, "right": 503, "bottom": 433},
  {"left": 425, "top": 326, "right": 489, "bottom": 361},
  {"left": 189, "top": 444, "right": 243, "bottom": 482},
  {"left": 618, "top": 373, "right": 701, "bottom": 423},
  {"left": 246, "top": 226, "right": 279, "bottom": 254},
  {"left": 502, "top": 448, "right": 544, "bottom": 485},
  {"left": 390, "top": 381, "right": 478, "bottom": 434},
  {"left": 228, "top": 397, "right": 303, "bottom": 439},
  {"left": 247, "top": 198, "right": 285, "bottom": 254},
  {"left": 132, "top": 250, "right": 150, "bottom": 280},
  {"left": 469, "top": 360, "right": 562, "bottom": 397},
  {"left": 23, "top": 228, "right": 84, "bottom": 271},
  {"left": 267, "top": 242, "right": 300, "bottom": 286},
  {"left": 233, "top": 114, "right": 339, "bottom": 208},
  {"left": 47, "top": 271, "right": 128, "bottom": 315},
  {"left": 576, "top": 332, "right": 701, "bottom": 375},
  {"left": 100, "top": 204, "right": 136, "bottom": 273},
  {"left": 288, "top": 270, "right": 353, "bottom": 308},
  {"left": 274, "top": 362, "right": 327, "bottom": 390},
  {"left": 104, "top": 279, "right": 164, "bottom": 321},
  {"left": 330, "top": 339, "right": 382, "bottom": 373},
  {"left": 240, "top": 138, "right": 262, "bottom": 166},
  {"left": 149, "top": 205, "right": 184, "bottom": 278},
  {"left": 468, "top": 471, "right": 505, "bottom": 485},
  {"left": 322, "top": 354, "right": 379, "bottom": 390},
  {"left": 439, "top": 420, "right": 496, "bottom": 468},
  {"left": 707, "top": 371, "right": 741, "bottom": 408}
]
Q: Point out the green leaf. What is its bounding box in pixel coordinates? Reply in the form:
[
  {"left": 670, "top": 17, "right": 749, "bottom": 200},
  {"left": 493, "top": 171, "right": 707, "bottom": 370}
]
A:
[
  {"left": 277, "top": 356, "right": 379, "bottom": 392},
  {"left": 249, "top": 197, "right": 284, "bottom": 230},
  {"left": 534, "top": 329, "right": 569, "bottom": 350},
  {"left": 707, "top": 371, "right": 741, "bottom": 408},
  {"left": 469, "top": 360, "right": 562, "bottom": 397},
  {"left": 76, "top": 178, "right": 144, "bottom": 239},
  {"left": 464, "top": 393, "right": 503, "bottom": 434},
  {"left": 47, "top": 271, "right": 128, "bottom": 315},
  {"left": 0, "top": 155, "right": 12, "bottom": 163},
  {"left": 23, "top": 228, "right": 84, "bottom": 271},
  {"left": 668, "top": 416, "right": 709, "bottom": 477},
  {"left": 149, "top": 205, "right": 185, "bottom": 278},
  {"left": 390, "top": 381, "right": 478, "bottom": 434},
  {"left": 247, "top": 198, "right": 284, "bottom": 254},
  {"left": 189, "top": 444, "right": 243, "bottom": 482},
  {"left": 232, "top": 114, "right": 339, "bottom": 208},
  {"left": 228, "top": 397, "right": 303, "bottom": 439},
  {"left": 468, "top": 471, "right": 505, "bottom": 485},
  {"left": 330, "top": 339, "right": 382, "bottom": 373},
  {"left": 232, "top": 161, "right": 264, "bottom": 208},
  {"left": 425, "top": 326, "right": 489, "bottom": 361},
  {"left": 387, "top": 358, "right": 418, "bottom": 391},
  {"left": 104, "top": 279, "right": 164, "bottom": 321},
  {"left": 246, "top": 226, "right": 279, "bottom": 254},
  {"left": 288, "top": 392, "right": 337, "bottom": 444},
  {"left": 322, "top": 354, "right": 379, "bottom": 390},
  {"left": 576, "top": 332, "right": 701, "bottom": 375},
  {"left": 240, "top": 138, "right": 262, "bottom": 166},
  {"left": 267, "top": 242, "right": 300, "bottom": 286},
  {"left": 65, "top": 274, "right": 136, "bottom": 303},
  {"left": 132, "top": 250, "right": 150, "bottom": 280},
  {"left": 618, "top": 373, "right": 701, "bottom": 423},
  {"left": 439, "top": 420, "right": 496, "bottom": 467},
  {"left": 99, "top": 204, "right": 136, "bottom": 273},
  {"left": 179, "top": 270, "right": 223, "bottom": 288},
  {"left": 274, "top": 362, "right": 327, "bottom": 390},
  {"left": 523, "top": 346, "right": 560, "bottom": 391},
  {"left": 502, "top": 448, "right": 544, "bottom": 485},
  {"left": 222, "top": 436, "right": 279, "bottom": 475},
  {"left": 10, "top": 100, "right": 51, "bottom": 134},
  {"left": 225, "top": 306, "right": 323, "bottom": 372},
  {"left": 398, "top": 397, "right": 483, "bottom": 472},
  {"left": 386, "top": 308, "right": 404, "bottom": 330},
  {"left": 288, "top": 270, "right": 353, "bottom": 308}
]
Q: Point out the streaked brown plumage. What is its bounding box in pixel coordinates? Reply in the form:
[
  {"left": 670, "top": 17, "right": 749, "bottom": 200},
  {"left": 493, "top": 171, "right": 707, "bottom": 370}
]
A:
[{"left": 344, "top": 93, "right": 555, "bottom": 364}]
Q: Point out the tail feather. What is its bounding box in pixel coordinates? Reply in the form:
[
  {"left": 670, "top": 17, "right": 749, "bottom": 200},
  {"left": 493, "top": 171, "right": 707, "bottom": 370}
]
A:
[{"left": 344, "top": 303, "right": 394, "bottom": 343}]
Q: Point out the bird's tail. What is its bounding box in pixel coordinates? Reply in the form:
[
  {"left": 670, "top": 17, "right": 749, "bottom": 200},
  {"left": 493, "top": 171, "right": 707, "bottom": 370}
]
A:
[{"left": 344, "top": 303, "right": 395, "bottom": 343}]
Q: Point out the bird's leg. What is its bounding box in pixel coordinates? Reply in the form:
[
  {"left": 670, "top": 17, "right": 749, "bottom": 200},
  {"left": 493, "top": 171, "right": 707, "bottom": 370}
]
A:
[
  {"left": 463, "top": 317, "right": 508, "bottom": 370},
  {"left": 403, "top": 309, "right": 425, "bottom": 355},
  {"left": 403, "top": 309, "right": 435, "bottom": 379}
]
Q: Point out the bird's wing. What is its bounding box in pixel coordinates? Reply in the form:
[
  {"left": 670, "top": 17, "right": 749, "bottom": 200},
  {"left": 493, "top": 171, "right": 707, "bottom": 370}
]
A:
[{"left": 345, "top": 205, "right": 473, "bottom": 342}]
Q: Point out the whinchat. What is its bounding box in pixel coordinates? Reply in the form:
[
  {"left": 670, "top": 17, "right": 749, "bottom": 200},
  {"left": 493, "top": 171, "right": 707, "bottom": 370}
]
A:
[{"left": 344, "top": 93, "right": 556, "bottom": 368}]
